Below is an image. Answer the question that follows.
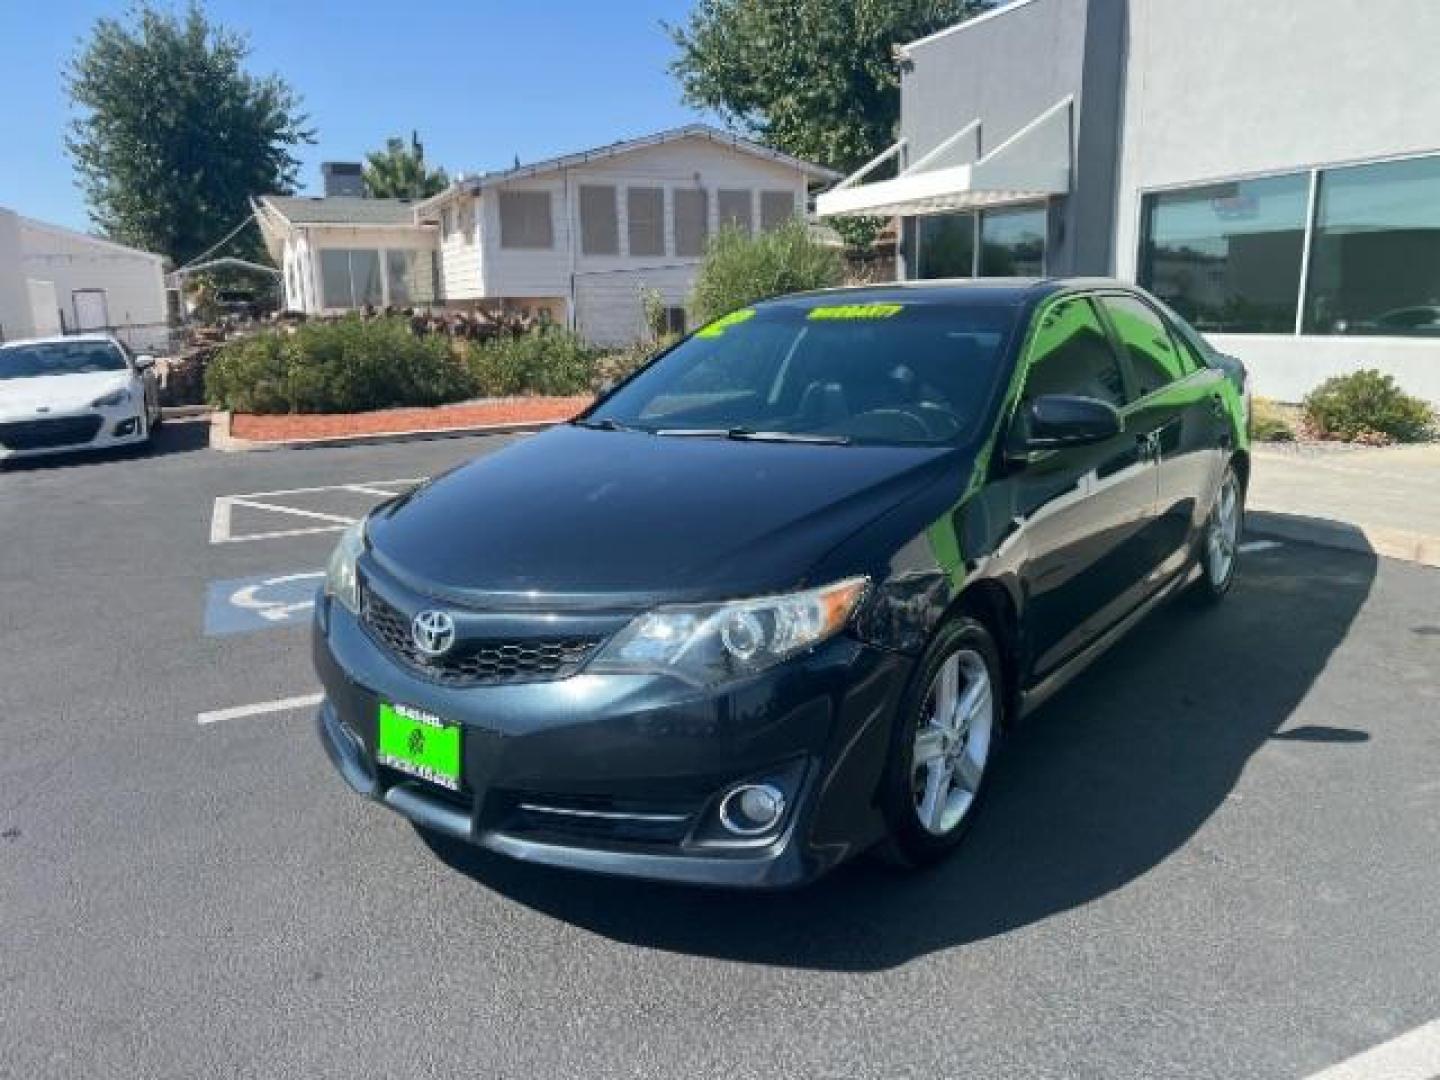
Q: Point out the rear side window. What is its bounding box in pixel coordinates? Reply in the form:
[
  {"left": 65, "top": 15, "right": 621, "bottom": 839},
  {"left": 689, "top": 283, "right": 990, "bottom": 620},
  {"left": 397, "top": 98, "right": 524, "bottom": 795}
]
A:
[
  {"left": 1022, "top": 297, "right": 1126, "bottom": 408},
  {"left": 1099, "top": 293, "right": 1188, "bottom": 397}
]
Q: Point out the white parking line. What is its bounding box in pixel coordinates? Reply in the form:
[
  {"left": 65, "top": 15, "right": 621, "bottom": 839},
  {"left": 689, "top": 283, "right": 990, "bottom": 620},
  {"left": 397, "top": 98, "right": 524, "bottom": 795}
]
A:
[
  {"left": 1238, "top": 540, "right": 1283, "bottom": 554},
  {"left": 1304, "top": 1018, "right": 1440, "bottom": 1080},
  {"left": 196, "top": 692, "right": 323, "bottom": 726},
  {"left": 210, "top": 477, "right": 426, "bottom": 544}
]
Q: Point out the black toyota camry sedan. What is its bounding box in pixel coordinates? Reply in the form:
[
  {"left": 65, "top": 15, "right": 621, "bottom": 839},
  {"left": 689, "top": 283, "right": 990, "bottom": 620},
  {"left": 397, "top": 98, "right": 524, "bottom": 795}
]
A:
[{"left": 313, "top": 279, "right": 1250, "bottom": 888}]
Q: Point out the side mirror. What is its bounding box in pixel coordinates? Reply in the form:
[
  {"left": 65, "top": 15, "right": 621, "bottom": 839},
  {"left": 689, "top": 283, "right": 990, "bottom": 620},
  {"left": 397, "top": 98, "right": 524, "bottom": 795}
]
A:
[
  {"left": 1010, "top": 394, "right": 1121, "bottom": 457},
  {"left": 133, "top": 354, "right": 156, "bottom": 371}
]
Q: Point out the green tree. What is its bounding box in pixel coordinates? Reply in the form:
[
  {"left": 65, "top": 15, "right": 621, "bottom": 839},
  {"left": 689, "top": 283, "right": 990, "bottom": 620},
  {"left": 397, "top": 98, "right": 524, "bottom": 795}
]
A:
[
  {"left": 669, "top": 0, "right": 989, "bottom": 248},
  {"left": 363, "top": 132, "right": 449, "bottom": 199},
  {"left": 66, "top": 2, "right": 312, "bottom": 265},
  {"left": 690, "top": 220, "right": 844, "bottom": 325}
]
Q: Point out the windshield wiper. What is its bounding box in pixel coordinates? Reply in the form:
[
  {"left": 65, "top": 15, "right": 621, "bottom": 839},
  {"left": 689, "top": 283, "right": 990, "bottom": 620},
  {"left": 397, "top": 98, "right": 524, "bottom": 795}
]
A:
[
  {"left": 654, "top": 427, "right": 851, "bottom": 445},
  {"left": 573, "top": 417, "right": 643, "bottom": 433}
]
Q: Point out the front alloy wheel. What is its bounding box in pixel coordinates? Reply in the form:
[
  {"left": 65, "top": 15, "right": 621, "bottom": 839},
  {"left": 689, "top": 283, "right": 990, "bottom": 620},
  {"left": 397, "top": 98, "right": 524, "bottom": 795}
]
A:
[{"left": 1195, "top": 464, "right": 1242, "bottom": 604}]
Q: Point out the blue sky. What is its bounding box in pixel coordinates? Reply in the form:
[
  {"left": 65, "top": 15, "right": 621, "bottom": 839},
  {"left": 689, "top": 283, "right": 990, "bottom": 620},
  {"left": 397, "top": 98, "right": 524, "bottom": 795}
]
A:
[{"left": 0, "top": 0, "right": 711, "bottom": 231}]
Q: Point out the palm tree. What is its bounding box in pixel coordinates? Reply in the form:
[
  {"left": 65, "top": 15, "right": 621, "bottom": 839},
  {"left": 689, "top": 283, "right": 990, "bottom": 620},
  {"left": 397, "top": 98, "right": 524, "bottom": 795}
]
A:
[{"left": 362, "top": 131, "right": 448, "bottom": 199}]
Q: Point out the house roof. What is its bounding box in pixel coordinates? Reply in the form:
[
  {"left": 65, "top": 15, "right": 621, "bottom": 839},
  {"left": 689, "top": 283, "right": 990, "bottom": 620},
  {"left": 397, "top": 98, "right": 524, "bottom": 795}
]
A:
[
  {"left": 257, "top": 195, "right": 428, "bottom": 227},
  {"left": 415, "top": 124, "right": 842, "bottom": 212}
]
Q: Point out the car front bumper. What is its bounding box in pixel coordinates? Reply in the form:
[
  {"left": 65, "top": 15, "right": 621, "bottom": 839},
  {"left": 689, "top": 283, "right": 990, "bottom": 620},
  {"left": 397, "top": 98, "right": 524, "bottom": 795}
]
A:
[
  {"left": 313, "top": 592, "right": 914, "bottom": 889},
  {"left": 0, "top": 409, "right": 147, "bottom": 460}
]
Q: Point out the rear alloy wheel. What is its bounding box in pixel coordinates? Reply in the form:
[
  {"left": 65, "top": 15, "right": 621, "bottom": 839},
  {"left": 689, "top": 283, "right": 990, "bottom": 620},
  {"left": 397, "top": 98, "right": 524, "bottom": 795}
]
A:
[
  {"left": 881, "top": 616, "right": 1003, "bottom": 866},
  {"left": 1194, "top": 465, "right": 1242, "bottom": 604}
]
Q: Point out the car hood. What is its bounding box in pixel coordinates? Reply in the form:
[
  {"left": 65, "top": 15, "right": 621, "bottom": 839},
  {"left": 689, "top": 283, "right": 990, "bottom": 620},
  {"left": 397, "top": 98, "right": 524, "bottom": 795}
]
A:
[
  {"left": 0, "top": 371, "right": 132, "bottom": 420},
  {"left": 365, "top": 425, "right": 957, "bottom": 606}
]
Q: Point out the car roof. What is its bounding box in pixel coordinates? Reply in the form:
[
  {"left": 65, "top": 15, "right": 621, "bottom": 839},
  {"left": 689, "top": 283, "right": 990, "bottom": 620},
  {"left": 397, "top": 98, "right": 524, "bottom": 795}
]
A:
[
  {"left": 759, "top": 277, "right": 1141, "bottom": 312},
  {"left": 0, "top": 334, "right": 121, "bottom": 350}
]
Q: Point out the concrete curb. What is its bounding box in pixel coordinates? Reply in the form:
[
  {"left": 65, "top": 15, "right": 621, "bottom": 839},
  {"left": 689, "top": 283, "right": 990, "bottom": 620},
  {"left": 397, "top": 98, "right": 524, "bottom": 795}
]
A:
[
  {"left": 160, "top": 404, "right": 213, "bottom": 420},
  {"left": 208, "top": 410, "right": 556, "bottom": 453},
  {"left": 1247, "top": 509, "right": 1440, "bottom": 569}
]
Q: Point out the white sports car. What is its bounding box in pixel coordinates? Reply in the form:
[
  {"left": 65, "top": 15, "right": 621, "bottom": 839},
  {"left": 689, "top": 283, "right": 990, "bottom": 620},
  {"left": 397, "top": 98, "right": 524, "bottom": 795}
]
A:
[{"left": 0, "top": 335, "right": 162, "bottom": 461}]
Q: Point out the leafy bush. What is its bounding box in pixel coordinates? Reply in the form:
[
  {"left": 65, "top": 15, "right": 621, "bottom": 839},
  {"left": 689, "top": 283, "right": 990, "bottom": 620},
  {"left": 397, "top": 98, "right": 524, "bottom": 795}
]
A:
[
  {"left": 1301, "top": 369, "right": 1435, "bottom": 444},
  {"left": 689, "top": 219, "right": 844, "bottom": 326},
  {"left": 465, "top": 328, "right": 602, "bottom": 397},
  {"left": 206, "top": 317, "right": 475, "bottom": 414},
  {"left": 1251, "top": 397, "right": 1296, "bottom": 442}
]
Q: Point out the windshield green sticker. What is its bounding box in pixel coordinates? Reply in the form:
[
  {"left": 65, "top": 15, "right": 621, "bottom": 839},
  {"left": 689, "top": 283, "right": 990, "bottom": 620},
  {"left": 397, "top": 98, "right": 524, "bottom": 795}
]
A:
[
  {"left": 807, "top": 303, "right": 904, "bottom": 321},
  {"left": 696, "top": 308, "right": 757, "bottom": 338}
]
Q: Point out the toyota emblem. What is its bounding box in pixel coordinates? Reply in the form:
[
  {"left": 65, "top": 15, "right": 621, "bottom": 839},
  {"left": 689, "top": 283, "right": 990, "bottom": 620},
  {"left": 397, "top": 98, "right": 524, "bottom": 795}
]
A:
[{"left": 411, "top": 609, "right": 456, "bottom": 658}]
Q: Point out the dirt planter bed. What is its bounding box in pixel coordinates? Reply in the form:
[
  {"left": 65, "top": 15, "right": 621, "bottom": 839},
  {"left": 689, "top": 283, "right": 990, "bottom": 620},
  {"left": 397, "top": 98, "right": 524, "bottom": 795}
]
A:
[{"left": 228, "top": 396, "right": 593, "bottom": 445}]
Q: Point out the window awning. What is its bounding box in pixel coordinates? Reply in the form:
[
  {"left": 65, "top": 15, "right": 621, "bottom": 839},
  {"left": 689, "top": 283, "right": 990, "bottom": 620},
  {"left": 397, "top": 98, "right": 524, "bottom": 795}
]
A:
[{"left": 816, "top": 97, "right": 1072, "bottom": 218}]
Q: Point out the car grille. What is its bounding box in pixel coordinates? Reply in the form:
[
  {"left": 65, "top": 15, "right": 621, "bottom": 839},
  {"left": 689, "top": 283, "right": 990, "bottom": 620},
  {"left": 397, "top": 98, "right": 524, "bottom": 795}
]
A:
[
  {"left": 359, "top": 585, "right": 602, "bottom": 687},
  {"left": 0, "top": 416, "right": 103, "bottom": 450}
]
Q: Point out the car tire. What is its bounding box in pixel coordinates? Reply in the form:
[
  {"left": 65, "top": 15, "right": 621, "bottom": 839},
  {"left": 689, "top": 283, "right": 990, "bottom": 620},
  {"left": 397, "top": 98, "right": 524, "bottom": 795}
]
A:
[
  {"left": 878, "top": 615, "right": 1005, "bottom": 869},
  {"left": 1191, "top": 462, "right": 1243, "bottom": 606}
]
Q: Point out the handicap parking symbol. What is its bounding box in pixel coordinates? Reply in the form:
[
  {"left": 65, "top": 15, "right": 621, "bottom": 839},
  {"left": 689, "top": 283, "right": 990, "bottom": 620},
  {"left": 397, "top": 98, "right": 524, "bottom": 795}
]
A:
[{"left": 204, "top": 571, "right": 326, "bottom": 636}]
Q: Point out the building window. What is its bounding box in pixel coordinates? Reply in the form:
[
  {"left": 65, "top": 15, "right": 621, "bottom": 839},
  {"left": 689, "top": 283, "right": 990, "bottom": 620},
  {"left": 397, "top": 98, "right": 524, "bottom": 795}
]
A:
[
  {"left": 663, "top": 306, "right": 686, "bottom": 335},
  {"left": 760, "top": 191, "right": 796, "bottom": 231},
  {"left": 385, "top": 249, "right": 435, "bottom": 306},
  {"left": 918, "top": 213, "right": 976, "bottom": 279},
  {"left": 980, "top": 206, "right": 1046, "bottom": 276},
  {"left": 318, "top": 249, "right": 386, "bottom": 308},
  {"left": 674, "top": 188, "right": 709, "bottom": 257},
  {"left": 498, "top": 190, "right": 554, "bottom": 249},
  {"left": 580, "top": 185, "right": 620, "bottom": 255},
  {"left": 627, "top": 187, "right": 665, "bottom": 256},
  {"left": 718, "top": 189, "right": 753, "bottom": 235},
  {"left": 1303, "top": 155, "right": 1440, "bottom": 336},
  {"left": 1139, "top": 173, "right": 1309, "bottom": 333}
]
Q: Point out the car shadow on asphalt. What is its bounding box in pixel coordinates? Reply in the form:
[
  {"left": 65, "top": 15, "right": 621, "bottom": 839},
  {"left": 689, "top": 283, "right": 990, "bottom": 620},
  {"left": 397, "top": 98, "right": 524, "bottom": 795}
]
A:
[
  {"left": 0, "top": 416, "right": 210, "bottom": 471},
  {"left": 422, "top": 542, "right": 1378, "bottom": 972}
]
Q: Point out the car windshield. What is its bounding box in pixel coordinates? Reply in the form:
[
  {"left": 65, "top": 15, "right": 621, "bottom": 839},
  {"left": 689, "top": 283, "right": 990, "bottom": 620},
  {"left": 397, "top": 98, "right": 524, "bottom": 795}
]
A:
[
  {"left": 586, "top": 300, "right": 1020, "bottom": 446},
  {"left": 0, "top": 341, "right": 128, "bottom": 380}
]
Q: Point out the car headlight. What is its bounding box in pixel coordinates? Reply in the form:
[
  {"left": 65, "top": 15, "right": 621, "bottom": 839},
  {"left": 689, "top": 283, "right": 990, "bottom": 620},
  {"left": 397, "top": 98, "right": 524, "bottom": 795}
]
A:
[
  {"left": 590, "top": 577, "right": 869, "bottom": 685},
  {"left": 324, "top": 520, "right": 366, "bottom": 614},
  {"left": 91, "top": 388, "right": 132, "bottom": 409}
]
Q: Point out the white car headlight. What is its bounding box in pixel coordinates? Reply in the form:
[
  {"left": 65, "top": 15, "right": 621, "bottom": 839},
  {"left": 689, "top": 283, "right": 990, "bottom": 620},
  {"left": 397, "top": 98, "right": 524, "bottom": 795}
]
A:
[
  {"left": 324, "top": 520, "right": 366, "bottom": 614},
  {"left": 91, "top": 388, "right": 132, "bottom": 409},
  {"left": 590, "top": 577, "right": 869, "bottom": 685}
]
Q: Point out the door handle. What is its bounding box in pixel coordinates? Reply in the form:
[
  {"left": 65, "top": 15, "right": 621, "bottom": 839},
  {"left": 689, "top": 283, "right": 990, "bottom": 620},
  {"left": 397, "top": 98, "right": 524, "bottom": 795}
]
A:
[{"left": 1209, "top": 396, "right": 1226, "bottom": 419}]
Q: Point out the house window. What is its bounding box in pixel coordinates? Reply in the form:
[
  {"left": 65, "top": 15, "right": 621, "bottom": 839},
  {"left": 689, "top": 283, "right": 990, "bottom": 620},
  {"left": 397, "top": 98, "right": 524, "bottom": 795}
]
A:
[
  {"left": 318, "top": 249, "right": 384, "bottom": 308},
  {"left": 664, "top": 306, "right": 686, "bottom": 335},
  {"left": 498, "top": 190, "right": 554, "bottom": 249},
  {"left": 674, "top": 188, "right": 709, "bottom": 257},
  {"left": 760, "top": 191, "right": 796, "bottom": 231},
  {"left": 980, "top": 206, "right": 1046, "bottom": 276},
  {"left": 918, "top": 213, "right": 976, "bottom": 279},
  {"left": 580, "top": 185, "right": 620, "bottom": 255},
  {"left": 1303, "top": 155, "right": 1440, "bottom": 336},
  {"left": 718, "top": 189, "right": 753, "bottom": 235},
  {"left": 627, "top": 187, "right": 665, "bottom": 257},
  {"left": 386, "top": 250, "right": 435, "bottom": 306},
  {"left": 1139, "top": 172, "right": 1309, "bottom": 333}
]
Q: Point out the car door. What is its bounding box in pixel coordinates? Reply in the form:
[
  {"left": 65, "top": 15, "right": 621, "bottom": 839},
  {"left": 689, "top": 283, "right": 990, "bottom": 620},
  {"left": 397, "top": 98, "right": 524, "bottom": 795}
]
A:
[
  {"left": 1005, "top": 294, "right": 1160, "bottom": 682},
  {"left": 1095, "top": 291, "right": 1230, "bottom": 586}
]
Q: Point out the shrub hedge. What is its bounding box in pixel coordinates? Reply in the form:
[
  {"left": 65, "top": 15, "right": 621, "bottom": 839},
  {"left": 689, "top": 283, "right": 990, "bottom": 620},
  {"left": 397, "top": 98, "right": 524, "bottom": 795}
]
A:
[
  {"left": 1301, "top": 369, "right": 1434, "bottom": 444},
  {"left": 689, "top": 219, "right": 844, "bottom": 326}
]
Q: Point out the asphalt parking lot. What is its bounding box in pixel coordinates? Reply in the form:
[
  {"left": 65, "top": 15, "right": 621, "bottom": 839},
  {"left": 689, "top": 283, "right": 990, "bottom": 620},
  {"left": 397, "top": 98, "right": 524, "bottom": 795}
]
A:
[{"left": 3, "top": 421, "right": 1439, "bottom": 1079}]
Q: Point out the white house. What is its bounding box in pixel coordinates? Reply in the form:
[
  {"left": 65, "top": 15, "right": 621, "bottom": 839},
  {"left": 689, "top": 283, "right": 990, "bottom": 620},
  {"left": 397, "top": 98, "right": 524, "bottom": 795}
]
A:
[
  {"left": 256, "top": 125, "right": 838, "bottom": 344},
  {"left": 0, "top": 207, "right": 169, "bottom": 352}
]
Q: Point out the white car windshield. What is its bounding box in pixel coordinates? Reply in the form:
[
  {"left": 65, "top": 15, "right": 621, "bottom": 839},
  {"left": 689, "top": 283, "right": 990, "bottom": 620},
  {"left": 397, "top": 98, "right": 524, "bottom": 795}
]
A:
[{"left": 0, "top": 341, "right": 129, "bottom": 381}]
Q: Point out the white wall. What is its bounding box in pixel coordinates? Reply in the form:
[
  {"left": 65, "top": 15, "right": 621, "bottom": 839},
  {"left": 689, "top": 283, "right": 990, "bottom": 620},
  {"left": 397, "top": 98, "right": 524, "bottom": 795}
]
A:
[
  {"left": 0, "top": 208, "right": 33, "bottom": 342},
  {"left": 17, "top": 216, "right": 168, "bottom": 351},
  {"left": 1113, "top": 0, "right": 1440, "bottom": 403},
  {"left": 476, "top": 135, "right": 811, "bottom": 341},
  {"left": 436, "top": 193, "right": 483, "bottom": 300}
]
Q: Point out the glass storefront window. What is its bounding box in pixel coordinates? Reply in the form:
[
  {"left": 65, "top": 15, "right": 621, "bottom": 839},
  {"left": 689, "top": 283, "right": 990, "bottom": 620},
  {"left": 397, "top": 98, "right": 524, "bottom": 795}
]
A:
[
  {"left": 1139, "top": 173, "right": 1309, "bottom": 333},
  {"left": 980, "top": 206, "right": 1046, "bottom": 276},
  {"left": 917, "top": 212, "right": 975, "bottom": 279},
  {"left": 1303, "top": 155, "right": 1440, "bottom": 336}
]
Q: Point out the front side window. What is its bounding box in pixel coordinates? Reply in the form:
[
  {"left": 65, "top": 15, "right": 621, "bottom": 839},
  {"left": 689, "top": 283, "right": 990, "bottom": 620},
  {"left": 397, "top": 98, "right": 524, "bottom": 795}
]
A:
[
  {"left": 980, "top": 206, "right": 1046, "bottom": 276},
  {"left": 1303, "top": 155, "right": 1440, "bottom": 336},
  {"left": 588, "top": 302, "right": 1018, "bottom": 446},
  {"left": 498, "top": 190, "right": 554, "bottom": 249},
  {"left": 0, "top": 341, "right": 128, "bottom": 380},
  {"left": 1140, "top": 173, "right": 1309, "bottom": 333},
  {"left": 1022, "top": 297, "right": 1126, "bottom": 408},
  {"left": 1098, "top": 293, "right": 1187, "bottom": 396}
]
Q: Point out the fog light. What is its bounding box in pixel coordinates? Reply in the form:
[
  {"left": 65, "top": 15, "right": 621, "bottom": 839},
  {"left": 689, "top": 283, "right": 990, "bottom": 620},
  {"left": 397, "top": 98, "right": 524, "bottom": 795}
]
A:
[
  {"left": 114, "top": 417, "right": 139, "bottom": 437},
  {"left": 718, "top": 783, "right": 786, "bottom": 836}
]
